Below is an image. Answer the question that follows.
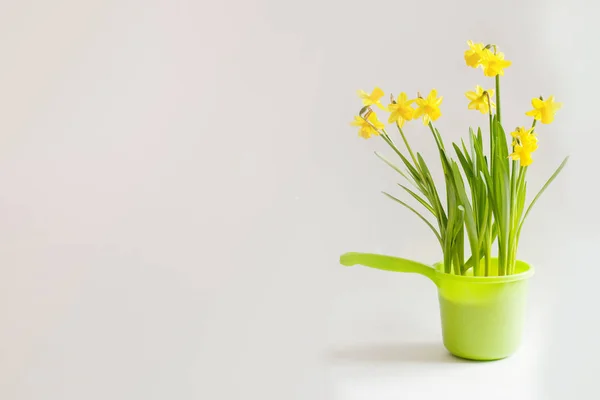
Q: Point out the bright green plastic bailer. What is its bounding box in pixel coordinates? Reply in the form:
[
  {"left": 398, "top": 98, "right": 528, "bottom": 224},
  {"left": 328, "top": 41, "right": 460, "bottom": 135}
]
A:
[{"left": 340, "top": 252, "right": 534, "bottom": 361}]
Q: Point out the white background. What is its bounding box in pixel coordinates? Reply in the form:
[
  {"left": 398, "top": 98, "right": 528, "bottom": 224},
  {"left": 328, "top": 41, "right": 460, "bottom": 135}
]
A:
[{"left": 0, "top": 0, "right": 597, "bottom": 399}]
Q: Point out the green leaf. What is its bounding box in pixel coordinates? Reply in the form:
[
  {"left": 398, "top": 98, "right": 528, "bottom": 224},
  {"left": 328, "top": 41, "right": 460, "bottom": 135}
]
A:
[
  {"left": 438, "top": 147, "right": 454, "bottom": 176},
  {"left": 417, "top": 153, "right": 433, "bottom": 178},
  {"left": 398, "top": 184, "right": 436, "bottom": 215},
  {"left": 517, "top": 180, "right": 527, "bottom": 222},
  {"left": 455, "top": 205, "right": 466, "bottom": 238},
  {"left": 451, "top": 161, "right": 480, "bottom": 274},
  {"left": 461, "top": 138, "right": 472, "bottom": 166},
  {"left": 444, "top": 182, "right": 465, "bottom": 275},
  {"left": 380, "top": 134, "right": 423, "bottom": 186},
  {"left": 451, "top": 163, "right": 477, "bottom": 239},
  {"left": 454, "top": 221, "right": 465, "bottom": 274},
  {"left": 417, "top": 153, "right": 448, "bottom": 226},
  {"left": 478, "top": 174, "right": 490, "bottom": 226},
  {"left": 444, "top": 184, "right": 457, "bottom": 274},
  {"left": 477, "top": 191, "right": 490, "bottom": 248},
  {"left": 473, "top": 134, "right": 493, "bottom": 189},
  {"left": 495, "top": 121, "right": 510, "bottom": 173},
  {"left": 470, "top": 128, "right": 478, "bottom": 174},
  {"left": 518, "top": 156, "right": 569, "bottom": 235},
  {"left": 375, "top": 151, "right": 415, "bottom": 186},
  {"left": 453, "top": 143, "right": 474, "bottom": 183},
  {"left": 383, "top": 191, "right": 442, "bottom": 244},
  {"left": 495, "top": 151, "right": 511, "bottom": 238}
]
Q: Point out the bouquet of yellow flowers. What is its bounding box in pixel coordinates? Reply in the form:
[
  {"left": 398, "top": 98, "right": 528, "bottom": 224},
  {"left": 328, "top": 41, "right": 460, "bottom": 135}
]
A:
[
  {"left": 345, "top": 41, "right": 567, "bottom": 277},
  {"left": 340, "top": 41, "right": 568, "bottom": 360}
]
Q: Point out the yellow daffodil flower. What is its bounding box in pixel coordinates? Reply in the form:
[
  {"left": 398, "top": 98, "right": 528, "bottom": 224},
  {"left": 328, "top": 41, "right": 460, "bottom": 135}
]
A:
[
  {"left": 388, "top": 92, "right": 415, "bottom": 127},
  {"left": 511, "top": 126, "right": 536, "bottom": 142},
  {"left": 350, "top": 111, "right": 385, "bottom": 139},
  {"left": 480, "top": 50, "right": 512, "bottom": 77},
  {"left": 464, "top": 41, "right": 485, "bottom": 68},
  {"left": 465, "top": 85, "right": 495, "bottom": 114},
  {"left": 525, "top": 96, "right": 562, "bottom": 124},
  {"left": 357, "top": 87, "right": 386, "bottom": 110},
  {"left": 414, "top": 89, "right": 443, "bottom": 125},
  {"left": 510, "top": 127, "right": 538, "bottom": 166}
]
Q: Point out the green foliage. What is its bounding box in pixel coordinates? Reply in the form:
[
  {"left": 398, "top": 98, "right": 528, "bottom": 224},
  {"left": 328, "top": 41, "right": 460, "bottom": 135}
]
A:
[{"left": 374, "top": 80, "right": 567, "bottom": 276}]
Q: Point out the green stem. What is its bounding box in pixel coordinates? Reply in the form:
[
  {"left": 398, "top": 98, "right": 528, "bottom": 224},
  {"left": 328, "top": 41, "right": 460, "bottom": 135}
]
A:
[
  {"left": 484, "top": 232, "right": 492, "bottom": 276},
  {"left": 444, "top": 242, "right": 452, "bottom": 274},
  {"left": 396, "top": 122, "right": 419, "bottom": 168},
  {"left": 379, "top": 130, "right": 421, "bottom": 182},
  {"left": 453, "top": 252, "right": 461, "bottom": 276},
  {"left": 494, "top": 73, "right": 510, "bottom": 275},
  {"left": 458, "top": 232, "right": 465, "bottom": 275},
  {"left": 379, "top": 129, "right": 448, "bottom": 262},
  {"left": 428, "top": 122, "right": 445, "bottom": 151},
  {"left": 508, "top": 159, "right": 518, "bottom": 274},
  {"left": 489, "top": 112, "right": 493, "bottom": 161},
  {"left": 495, "top": 75, "right": 501, "bottom": 124},
  {"left": 498, "top": 236, "right": 505, "bottom": 276},
  {"left": 511, "top": 166, "right": 527, "bottom": 274}
]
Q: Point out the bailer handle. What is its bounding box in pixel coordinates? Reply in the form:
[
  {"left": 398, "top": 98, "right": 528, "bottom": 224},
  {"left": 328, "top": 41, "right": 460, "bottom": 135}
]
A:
[{"left": 340, "top": 252, "right": 438, "bottom": 285}]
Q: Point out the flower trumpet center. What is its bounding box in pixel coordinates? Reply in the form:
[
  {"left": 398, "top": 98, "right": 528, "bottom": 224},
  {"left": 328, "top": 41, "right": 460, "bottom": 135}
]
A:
[{"left": 423, "top": 105, "right": 435, "bottom": 114}]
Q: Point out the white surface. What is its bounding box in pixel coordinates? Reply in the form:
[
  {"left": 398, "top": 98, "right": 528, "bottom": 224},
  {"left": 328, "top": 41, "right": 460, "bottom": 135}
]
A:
[
  {"left": 0, "top": 0, "right": 597, "bottom": 399},
  {"left": 326, "top": 284, "right": 550, "bottom": 399}
]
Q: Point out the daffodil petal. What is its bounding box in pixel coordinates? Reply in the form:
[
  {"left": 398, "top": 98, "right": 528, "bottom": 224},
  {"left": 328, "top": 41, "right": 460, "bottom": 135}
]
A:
[{"left": 371, "top": 87, "right": 384, "bottom": 100}]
